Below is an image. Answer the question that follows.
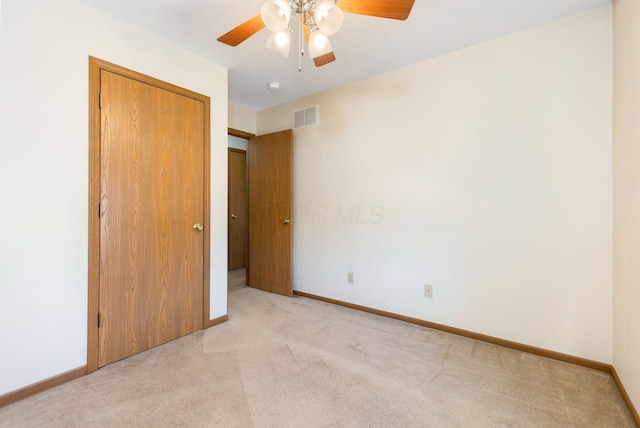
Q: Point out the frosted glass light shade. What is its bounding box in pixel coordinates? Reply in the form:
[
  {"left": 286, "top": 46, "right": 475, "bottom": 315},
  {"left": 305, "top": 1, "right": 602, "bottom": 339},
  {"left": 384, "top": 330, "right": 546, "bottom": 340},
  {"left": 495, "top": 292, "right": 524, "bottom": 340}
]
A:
[
  {"left": 266, "top": 30, "right": 292, "bottom": 57},
  {"left": 314, "top": 1, "right": 343, "bottom": 36},
  {"left": 308, "top": 30, "right": 332, "bottom": 58},
  {"left": 261, "top": 0, "right": 292, "bottom": 32}
]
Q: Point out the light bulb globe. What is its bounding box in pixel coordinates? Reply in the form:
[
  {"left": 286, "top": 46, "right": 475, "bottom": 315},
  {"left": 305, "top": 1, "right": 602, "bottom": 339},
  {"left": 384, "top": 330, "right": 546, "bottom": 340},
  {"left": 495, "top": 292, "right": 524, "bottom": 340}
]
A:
[
  {"left": 266, "top": 30, "right": 292, "bottom": 57},
  {"left": 308, "top": 31, "right": 333, "bottom": 59},
  {"left": 261, "top": 0, "right": 292, "bottom": 32},
  {"left": 314, "top": 1, "right": 343, "bottom": 36}
]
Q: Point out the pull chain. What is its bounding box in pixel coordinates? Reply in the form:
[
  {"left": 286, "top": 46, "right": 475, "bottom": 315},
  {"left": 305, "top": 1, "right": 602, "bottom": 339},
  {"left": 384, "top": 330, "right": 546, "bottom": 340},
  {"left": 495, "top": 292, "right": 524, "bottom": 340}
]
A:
[{"left": 298, "top": 16, "right": 303, "bottom": 72}]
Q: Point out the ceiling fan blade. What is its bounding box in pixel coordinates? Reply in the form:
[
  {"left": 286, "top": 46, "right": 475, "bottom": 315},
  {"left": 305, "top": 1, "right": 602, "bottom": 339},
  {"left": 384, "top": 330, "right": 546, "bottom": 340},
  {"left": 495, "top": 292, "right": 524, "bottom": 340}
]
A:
[
  {"left": 337, "top": 0, "right": 415, "bottom": 20},
  {"left": 313, "top": 52, "right": 336, "bottom": 67},
  {"left": 217, "top": 14, "right": 265, "bottom": 46}
]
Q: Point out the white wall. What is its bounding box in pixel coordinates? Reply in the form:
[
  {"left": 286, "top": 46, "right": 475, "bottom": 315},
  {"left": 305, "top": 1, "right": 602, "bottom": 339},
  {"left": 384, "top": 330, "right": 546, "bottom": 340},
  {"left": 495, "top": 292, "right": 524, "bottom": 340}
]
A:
[
  {"left": 258, "top": 8, "right": 613, "bottom": 362},
  {"left": 228, "top": 135, "right": 249, "bottom": 151},
  {"left": 0, "top": 0, "right": 228, "bottom": 395},
  {"left": 613, "top": 0, "right": 640, "bottom": 412}
]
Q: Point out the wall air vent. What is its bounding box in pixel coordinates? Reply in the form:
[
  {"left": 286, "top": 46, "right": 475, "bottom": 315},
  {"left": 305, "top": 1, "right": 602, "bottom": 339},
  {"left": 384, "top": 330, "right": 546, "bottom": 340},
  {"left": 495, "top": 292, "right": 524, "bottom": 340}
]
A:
[{"left": 293, "top": 105, "right": 319, "bottom": 129}]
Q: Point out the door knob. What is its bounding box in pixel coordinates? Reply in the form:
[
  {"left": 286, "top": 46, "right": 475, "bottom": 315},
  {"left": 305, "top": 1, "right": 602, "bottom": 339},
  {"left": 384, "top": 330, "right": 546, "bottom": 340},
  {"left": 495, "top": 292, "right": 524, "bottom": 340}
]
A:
[
  {"left": 193, "top": 223, "right": 204, "bottom": 231},
  {"left": 282, "top": 219, "right": 293, "bottom": 225},
  {"left": 231, "top": 214, "right": 238, "bottom": 219}
]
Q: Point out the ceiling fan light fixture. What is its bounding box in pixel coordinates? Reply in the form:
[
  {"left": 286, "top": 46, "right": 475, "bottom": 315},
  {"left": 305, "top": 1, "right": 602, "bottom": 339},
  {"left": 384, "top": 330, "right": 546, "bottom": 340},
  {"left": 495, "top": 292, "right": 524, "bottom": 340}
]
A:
[
  {"left": 261, "top": 0, "right": 292, "bottom": 32},
  {"left": 313, "top": 1, "right": 344, "bottom": 36},
  {"left": 218, "top": 0, "right": 417, "bottom": 69},
  {"left": 308, "top": 29, "right": 332, "bottom": 59},
  {"left": 266, "top": 30, "right": 292, "bottom": 57}
]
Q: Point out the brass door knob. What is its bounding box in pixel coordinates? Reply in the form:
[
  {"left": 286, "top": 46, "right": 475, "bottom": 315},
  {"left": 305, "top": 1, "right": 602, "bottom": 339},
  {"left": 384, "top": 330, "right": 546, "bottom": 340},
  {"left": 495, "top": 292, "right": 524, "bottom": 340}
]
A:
[
  {"left": 231, "top": 214, "right": 238, "bottom": 219},
  {"left": 282, "top": 219, "right": 293, "bottom": 225},
  {"left": 193, "top": 223, "right": 204, "bottom": 231}
]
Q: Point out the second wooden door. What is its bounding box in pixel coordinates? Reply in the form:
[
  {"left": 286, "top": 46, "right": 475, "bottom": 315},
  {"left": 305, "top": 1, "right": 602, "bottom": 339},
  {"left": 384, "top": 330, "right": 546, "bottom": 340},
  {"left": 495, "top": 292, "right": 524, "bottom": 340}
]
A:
[
  {"left": 248, "top": 130, "right": 293, "bottom": 297},
  {"left": 228, "top": 148, "right": 247, "bottom": 270}
]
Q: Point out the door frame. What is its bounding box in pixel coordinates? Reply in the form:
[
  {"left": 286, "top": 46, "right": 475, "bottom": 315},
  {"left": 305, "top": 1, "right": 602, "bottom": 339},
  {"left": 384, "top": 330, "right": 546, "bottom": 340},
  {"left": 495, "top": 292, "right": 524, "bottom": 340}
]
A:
[
  {"left": 87, "top": 57, "right": 211, "bottom": 373},
  {"left": 228, "top": 128, "right": 254, "bottom": 283}
]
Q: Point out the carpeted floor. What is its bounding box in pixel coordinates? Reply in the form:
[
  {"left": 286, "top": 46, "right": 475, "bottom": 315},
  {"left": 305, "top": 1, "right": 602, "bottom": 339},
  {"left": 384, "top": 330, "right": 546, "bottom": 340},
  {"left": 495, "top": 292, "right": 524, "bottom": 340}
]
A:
[{"left": 0, "top": 268, "right": 635, "bottom": 427}]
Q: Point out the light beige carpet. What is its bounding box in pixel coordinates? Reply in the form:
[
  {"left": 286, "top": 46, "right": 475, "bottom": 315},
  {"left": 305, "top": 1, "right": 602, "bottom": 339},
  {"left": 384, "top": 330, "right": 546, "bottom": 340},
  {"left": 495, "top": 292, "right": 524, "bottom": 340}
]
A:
[{"left": 0, "top": 268, "right": 635, "bottom": 427}]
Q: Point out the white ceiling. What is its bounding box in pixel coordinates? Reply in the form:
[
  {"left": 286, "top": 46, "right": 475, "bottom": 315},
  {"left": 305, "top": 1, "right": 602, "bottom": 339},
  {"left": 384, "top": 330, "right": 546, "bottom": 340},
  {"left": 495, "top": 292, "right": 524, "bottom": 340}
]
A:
[{"left": 77, "top": 0, "right": 610, "bottom": 111}]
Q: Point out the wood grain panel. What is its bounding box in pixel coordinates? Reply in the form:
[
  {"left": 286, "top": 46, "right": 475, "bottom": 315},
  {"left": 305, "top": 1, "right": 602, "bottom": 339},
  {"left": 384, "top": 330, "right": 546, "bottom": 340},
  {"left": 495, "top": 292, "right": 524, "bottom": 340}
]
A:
[
  {"left": 0, "top": 366, "right": 87, "bottom": 407},
  {"left": 99, "top": 70, "right": 204, "bottom": 367},
  {"left": 248, "top": 130, "right": 293, "bottom": 297},
  {"left": 202, "top": 102, "right": 212, "bottom": 327},
  {"left": 338, "top": 0, "right": 415, "bottom": 20},
  {"left": 313, "top": 51, "right": 336, "bottom": 67},
  {"left": 228, "top": 128, "right": 255, "bottom": 139},
  {"left": 228, "top": 148, "right": 247, "bottom": 270},
  {"left": 88, "top": 58, "right": 102, "bottom": 374},
  {"left": 217, "top": 14, "right": 265, "bottom": 46},
  {"left": 203, "top": 314, "right": 229, "bottom": 329}
]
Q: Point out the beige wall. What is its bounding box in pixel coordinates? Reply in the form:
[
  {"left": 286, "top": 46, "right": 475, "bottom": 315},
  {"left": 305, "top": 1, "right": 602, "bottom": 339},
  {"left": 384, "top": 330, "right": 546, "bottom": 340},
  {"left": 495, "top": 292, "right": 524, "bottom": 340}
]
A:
[
  {"left": 229, "top": 102, "right": 257, "bottom": 134},
  {"left": 613, "top": 0, "right": 640, "bottom": 412},
  {"left": 0, "top": 0, "right": 228, "bottom": 395},
  {"left": 258, "top": 8, "right": 613, "bottom": 362}
]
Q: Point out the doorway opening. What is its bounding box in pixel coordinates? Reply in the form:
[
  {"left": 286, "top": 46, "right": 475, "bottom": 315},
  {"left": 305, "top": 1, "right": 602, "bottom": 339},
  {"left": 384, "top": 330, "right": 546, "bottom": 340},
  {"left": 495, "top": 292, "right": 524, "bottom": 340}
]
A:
[
  {"left": 227, "top": 128, "right": 252, "bottom": 292},
  {"left": 226, "top": 127, "right": 294, "bottom": 297}
]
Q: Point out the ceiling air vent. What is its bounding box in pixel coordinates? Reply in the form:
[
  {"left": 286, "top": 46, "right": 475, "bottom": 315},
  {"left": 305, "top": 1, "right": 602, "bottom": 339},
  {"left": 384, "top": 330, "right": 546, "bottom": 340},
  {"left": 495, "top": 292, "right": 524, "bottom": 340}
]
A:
[{"left": 293, "top": 105, "right": 319, "bottom": 129}]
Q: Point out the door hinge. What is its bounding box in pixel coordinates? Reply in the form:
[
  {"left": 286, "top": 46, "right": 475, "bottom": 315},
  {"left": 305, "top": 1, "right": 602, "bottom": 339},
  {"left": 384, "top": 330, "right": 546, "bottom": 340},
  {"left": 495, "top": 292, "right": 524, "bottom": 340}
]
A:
[
  {"left": 99, "top": 93, "right": 103, "bottom": 109},
  {"left": 98, "top": 312, "right": 102, "bottom": 328},
  {"left": 98, "top": 202, "right": 103, "bottom": 218}
]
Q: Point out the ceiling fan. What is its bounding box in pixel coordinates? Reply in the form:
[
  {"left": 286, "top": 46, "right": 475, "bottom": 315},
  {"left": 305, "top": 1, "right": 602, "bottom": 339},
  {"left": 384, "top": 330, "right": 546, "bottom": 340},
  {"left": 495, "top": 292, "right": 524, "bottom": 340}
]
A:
[{"left": 217, "top": 0, "right": 416, "bottom": 68}]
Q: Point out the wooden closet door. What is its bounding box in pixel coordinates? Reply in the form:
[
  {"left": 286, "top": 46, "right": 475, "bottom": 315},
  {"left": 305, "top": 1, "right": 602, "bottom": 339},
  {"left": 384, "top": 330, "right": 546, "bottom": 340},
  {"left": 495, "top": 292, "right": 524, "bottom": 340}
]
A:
[{"left": 98, "top": 70, "right": 205, "bottom": 367}]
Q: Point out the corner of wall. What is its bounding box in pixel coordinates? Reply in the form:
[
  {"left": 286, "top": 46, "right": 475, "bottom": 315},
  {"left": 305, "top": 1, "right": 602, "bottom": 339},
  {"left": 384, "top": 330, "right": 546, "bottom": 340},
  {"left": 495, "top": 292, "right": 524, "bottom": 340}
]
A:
[
  {"left": 612, "top": 0, "right": 640, "bottom": 418},
  {"left": 229, "top": 102, "right": 257, "bottom": 135}
]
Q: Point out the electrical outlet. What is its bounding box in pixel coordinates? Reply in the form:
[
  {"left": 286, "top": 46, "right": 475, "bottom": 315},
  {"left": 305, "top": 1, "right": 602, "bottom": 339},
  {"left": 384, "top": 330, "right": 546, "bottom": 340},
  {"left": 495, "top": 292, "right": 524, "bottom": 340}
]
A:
[
  {"left": 348, "top": 272, "right": 354, "bottom": 284},
  {"left": 424, "top": 284, "right": 433, "bottom": 298}
]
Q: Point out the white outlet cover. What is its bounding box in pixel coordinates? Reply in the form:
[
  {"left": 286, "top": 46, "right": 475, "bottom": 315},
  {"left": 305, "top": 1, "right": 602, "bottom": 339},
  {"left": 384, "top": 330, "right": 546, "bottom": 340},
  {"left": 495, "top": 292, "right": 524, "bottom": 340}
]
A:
[{"left": 424, "top": 284, "right": 433, "bottom": 298}]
